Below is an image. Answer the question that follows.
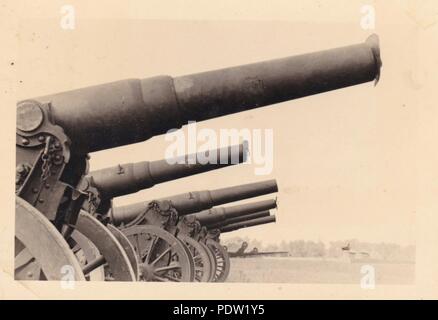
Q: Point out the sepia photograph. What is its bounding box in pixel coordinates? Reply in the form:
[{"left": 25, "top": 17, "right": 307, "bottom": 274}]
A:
[{"left": 2, "top": 0, "right": 438, "bottom": 301}]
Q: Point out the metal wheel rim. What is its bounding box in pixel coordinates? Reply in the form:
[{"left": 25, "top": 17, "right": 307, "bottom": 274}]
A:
[
  {"left": 15, "top": 196, "right": 85, "bottom": 281},
  {"left": 75, "top": 211, "right": 136, "bottom": 281},
  {"left": 206, "top": 239, "right": 230, "bottom": 282},
  {"left": 199, "top": 241, "right": 217, "bottom": 282},
  {"left": 122, "top": 225, "right": 195, "bottom": 282},
  {"left": 106, "top": 224, "right": 140, "bottom": 280},
  {"left": 70, "top": 230, "right": 106, "bottom": 281},
  {"left": 178, "top": 235, "right": 212, "bottom": 282}
]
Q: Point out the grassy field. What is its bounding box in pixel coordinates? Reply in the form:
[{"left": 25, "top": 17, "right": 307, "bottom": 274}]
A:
[{"left": 227, "top": 257, "right": 415, "bottom": 284}]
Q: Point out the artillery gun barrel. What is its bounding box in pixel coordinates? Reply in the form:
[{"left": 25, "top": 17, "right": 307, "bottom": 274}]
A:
[
  {"left": 207, "top": 210, "right": 271, "bottom": 229},
  {"left": 88, "top": 143, "right": 247, "bottom": 199},
  {"left": 194, "top": 199, "right": 276, "bottom": 226},
  {"left": 220, "top": 215, "right": 276, "bottom": 233},
  {"left": 111, "top": 179, "right": 278, "bottom": 225},
  {"left": 25, "top": 35, "right": 381, "bottom": 153}
]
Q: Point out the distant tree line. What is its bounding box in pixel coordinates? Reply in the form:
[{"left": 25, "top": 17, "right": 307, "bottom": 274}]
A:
[{"left": 222, "top": 237, "right": 416, "bottom": 262}]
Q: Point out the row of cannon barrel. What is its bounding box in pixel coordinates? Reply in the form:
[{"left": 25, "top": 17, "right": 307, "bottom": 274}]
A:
[{"left": 15, "top": 34, "right": 382, "bottom": 282}]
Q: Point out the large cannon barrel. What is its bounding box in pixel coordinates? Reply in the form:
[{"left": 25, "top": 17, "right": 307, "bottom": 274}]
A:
[
  {"left": 88, "top": 143, "right": 247, "bottom": 199},
  {"left": 24, "top": 35, "right": 381, "bottom": 153},
  {"left": 207, "top": 210, "right": 271, "bottom": 230},
  {"left": 111, "top": 179, "right": 278, "bottom": 225},
  {"left": 220, "top": 215, "right": 276, "bottom": 233},
  {"left": 194, "top": 199, "right": 276, "bottom": 226}
]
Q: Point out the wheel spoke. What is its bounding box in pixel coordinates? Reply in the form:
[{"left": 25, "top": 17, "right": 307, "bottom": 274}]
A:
[
  {"left": 145, "top": 235, "right": 158, "bottom": 263},
  {"left": 15, "top": 248, "right": 34, "bottom": 269},
  {"left": 162, "top": 274, "right": 182, "bottom": 282},
  {"left": 151, "top": 244, "right": 174, "bottom": 266},
  {"left": 154, "top": 263, "right": 181, "bottom": 273},
  {"left": 153, "top": 275, "right": 170, "bottom": 282},
  {"left": 135, "top": 234, "right": 142, "bottom": 258},
  {"left": 82, "top": 255, "right": 106, "bottom": 275},
  {"left": 122, "top": 225, "right": 194, "bottom": 282}
]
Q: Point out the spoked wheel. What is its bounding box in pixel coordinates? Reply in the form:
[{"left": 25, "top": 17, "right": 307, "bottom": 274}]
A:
[
  {"left": 122, "top": 225, "right": 195, "bottom": 282},
  {"left": 199, "top": 241, "right": 217, "bottom": 282},
  {"left": 15, "top": 196, "right": 85, "bottom": 281},
  {"left": 73, "top": 211, "right": 136, "bottom": 281},
  {"left": 178, "top": 234, "right": 212, "bottom": 282},
  {"left": 206, "top": 239, "right": 230, "bottom": 282}
]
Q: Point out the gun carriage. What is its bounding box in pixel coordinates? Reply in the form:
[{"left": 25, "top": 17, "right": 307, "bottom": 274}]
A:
[{"left": 15, "top": 35, "right": 381, "bottom": 281}]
